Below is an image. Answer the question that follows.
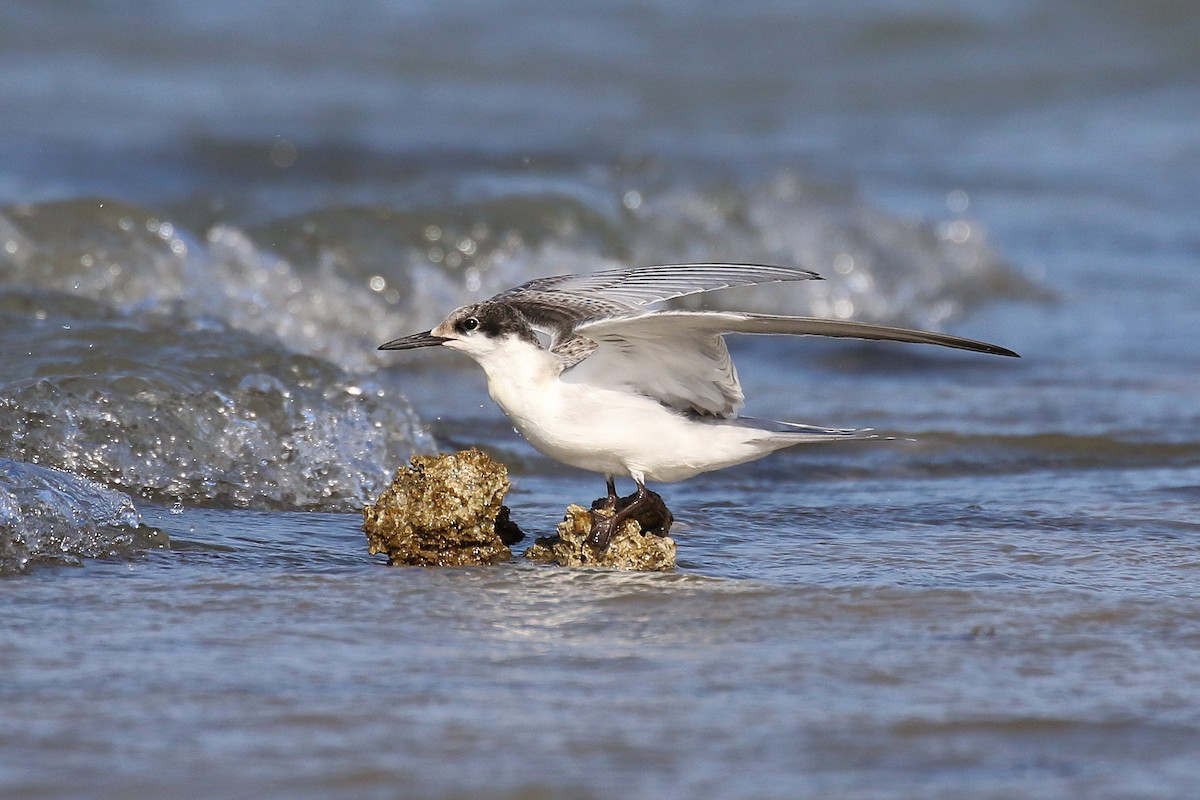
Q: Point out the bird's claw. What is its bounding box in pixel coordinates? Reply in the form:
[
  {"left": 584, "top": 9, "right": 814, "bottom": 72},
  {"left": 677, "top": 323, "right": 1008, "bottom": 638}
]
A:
[{"left": 586, "top": 510, "right": 616, "bottom": 551}]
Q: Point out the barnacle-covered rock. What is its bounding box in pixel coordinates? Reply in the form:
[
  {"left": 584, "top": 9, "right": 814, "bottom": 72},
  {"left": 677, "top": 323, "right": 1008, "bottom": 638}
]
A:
[
  {"left": 363, "top": 449, "right": 521, "bottom": 566},
  {"left": 525, "top": 497, "right": 676, "bottom": 572}
]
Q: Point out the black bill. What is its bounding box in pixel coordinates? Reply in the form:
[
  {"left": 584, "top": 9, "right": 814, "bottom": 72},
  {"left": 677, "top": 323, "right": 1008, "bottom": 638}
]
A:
[{"left": 378, "top": 331, "right": 450, "bottom": 351}]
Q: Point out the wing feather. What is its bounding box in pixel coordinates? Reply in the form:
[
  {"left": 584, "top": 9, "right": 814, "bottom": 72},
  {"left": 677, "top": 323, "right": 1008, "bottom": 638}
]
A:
[
  {"left": 561, "top": 310, "right": 1018, "bottom": 419},
  {"left": 560, "top": 324, "right": 744, "bottom": 417},
  {"left": 493, "top": 263, "right": 821, "bottom": 337},
  {"left": 580, "top": 311, "right": 1021, "bottom": 358}
]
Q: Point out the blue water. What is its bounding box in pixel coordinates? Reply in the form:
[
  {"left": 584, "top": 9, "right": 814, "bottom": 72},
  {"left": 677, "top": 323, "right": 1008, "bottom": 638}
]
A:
[{"left": 2, "top": 2, "right": 1199, "bottom": 798}]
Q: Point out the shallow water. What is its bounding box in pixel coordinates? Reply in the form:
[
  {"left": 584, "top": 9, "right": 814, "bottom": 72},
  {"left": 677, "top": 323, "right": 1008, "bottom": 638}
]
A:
[{"left": 3, "top": 1, "right": 1200, "bottom": 798}]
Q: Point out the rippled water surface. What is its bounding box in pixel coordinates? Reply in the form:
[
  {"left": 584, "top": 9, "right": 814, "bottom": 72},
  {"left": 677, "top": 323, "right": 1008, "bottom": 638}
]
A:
[{"left": 3, "top": 1, "right": 1199, "bottom": 798}]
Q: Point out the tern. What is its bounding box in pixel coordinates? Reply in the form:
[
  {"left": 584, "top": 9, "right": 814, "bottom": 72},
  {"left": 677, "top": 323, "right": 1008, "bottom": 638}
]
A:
[{"left": 380, "top": 263, "right": 1018, "bottom": 549}]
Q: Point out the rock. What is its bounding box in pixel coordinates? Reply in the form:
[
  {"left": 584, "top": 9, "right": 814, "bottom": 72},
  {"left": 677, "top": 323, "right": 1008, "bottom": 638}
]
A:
[
  {"left": 491, "top": 504, "right": 525, "bottom": 547},
  {"left": 363, "top": 448, "right": 522, "bottom": 566},
  {"left": 525, "top": 501, "right": 677, "bottom": 571}
]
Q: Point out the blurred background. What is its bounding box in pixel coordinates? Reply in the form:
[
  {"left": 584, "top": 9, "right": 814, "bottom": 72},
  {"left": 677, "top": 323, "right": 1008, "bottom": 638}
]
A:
[
  {"left": 3, "top": 0, "right": 1197, "bottom": 512},
  {"left": 3, "top": 2, "right": 1199, "bottom": 799}
]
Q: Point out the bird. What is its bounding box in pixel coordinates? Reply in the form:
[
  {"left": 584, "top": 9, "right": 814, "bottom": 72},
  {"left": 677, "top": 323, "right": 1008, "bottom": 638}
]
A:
[{"left": 379, "top": 263, "right": 1018, "bottom": 550}]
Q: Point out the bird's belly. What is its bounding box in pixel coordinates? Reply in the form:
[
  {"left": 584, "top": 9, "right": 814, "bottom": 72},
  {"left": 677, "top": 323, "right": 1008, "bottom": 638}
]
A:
[
  {"left": 502, "top": 384, "right": 776, "bottom": 483},
  {"left": 508, "top": 397, "right": 635, "bottom": 477}
]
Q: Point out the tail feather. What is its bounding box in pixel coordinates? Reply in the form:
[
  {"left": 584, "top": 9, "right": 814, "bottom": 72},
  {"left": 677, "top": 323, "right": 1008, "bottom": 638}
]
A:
[{"left": 732, "top": 416, "right": 879, "bottom": 442}]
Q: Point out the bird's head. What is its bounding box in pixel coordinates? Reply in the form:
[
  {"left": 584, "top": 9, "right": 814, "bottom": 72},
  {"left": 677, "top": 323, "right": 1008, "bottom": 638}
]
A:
[{"left": 378, "top": 301, "right": 542, "bottom": 363}]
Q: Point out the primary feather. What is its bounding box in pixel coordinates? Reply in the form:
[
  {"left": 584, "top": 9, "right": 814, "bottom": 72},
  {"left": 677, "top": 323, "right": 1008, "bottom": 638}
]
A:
[
  {"left": 558, "top": 307, "right": 1018, "bottom": 419},
  {"left": 493, "top": 262, "right": 821, "bottom": 344}
]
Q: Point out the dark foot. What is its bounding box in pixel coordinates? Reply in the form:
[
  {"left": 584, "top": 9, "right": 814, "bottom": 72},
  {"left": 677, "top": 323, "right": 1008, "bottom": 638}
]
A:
[
  {"left": 587, "top": 509, "right": 618, "bottom": 551},
  {"left": 586, "top": 476, "right": 622, "bottom": 550},
  {"left": 590, "top": 489, "right": 672, "bottom": 536},
  {"left": 593, "top": 476, "right": 618, "bottom": 514},
  {"left": 593, "top": 496, "right": 617, "bottom": 515},
  {"left": 627, "top": 490, "right": 672, "bottom": 536},
  {"left": 587, "top": 488, "right": 673, "bottom": 549}
]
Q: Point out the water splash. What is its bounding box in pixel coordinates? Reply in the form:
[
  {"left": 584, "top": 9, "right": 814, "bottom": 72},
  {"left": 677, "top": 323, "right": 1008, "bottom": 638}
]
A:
[
  {"left": 0, "top": 459, "right": 154, "bottom": 573},
  {"left": 0, "top": 171, "right": 1040, "bottom": 514},
  {"left": 0, "top": 291, "right": 431, "bottom": 511},
  {"left": 1, "top": 173, "right": 1041, "bottom": 368},
  {"left": 625, "top": 173, "right": 1044, "bottom": 328}
]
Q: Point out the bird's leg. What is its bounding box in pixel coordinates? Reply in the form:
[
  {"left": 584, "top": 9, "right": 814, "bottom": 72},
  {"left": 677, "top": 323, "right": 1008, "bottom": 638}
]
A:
[
  {"left": 587, "top": 479, "right": 651, "bottom": 551},
  {"left": 600, "top": 476, "right": 618, "bottom": 512},
  {"left": 588, "top": 476, "right": 619, "bottom": 549},
  {"left": 588, "top": 476, "right": 619, "bottom": 515}
]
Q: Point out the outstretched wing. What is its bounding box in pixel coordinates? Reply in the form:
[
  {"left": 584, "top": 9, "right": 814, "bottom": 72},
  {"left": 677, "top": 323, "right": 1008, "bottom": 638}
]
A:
[
  {"left": 560, "top": 314, "right": 746, "bottom": 417},
  {"left": 491, "top": 263, "right": 821, "bottom": 338},
  {"left": 561, "top": 310, "right": 1019, "bottom": 419},
  {"left": 643, "top": 311, "right": 1021, "bottom": 357}
]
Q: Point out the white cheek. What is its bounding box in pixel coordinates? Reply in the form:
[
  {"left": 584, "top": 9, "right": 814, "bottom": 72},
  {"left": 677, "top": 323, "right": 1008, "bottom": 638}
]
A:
[{"left": 445, "top": 335, "right": 493, "bottom": 357}]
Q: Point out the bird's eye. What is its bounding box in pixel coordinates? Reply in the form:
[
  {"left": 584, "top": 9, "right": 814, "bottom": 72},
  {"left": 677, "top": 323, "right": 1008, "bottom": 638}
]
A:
[{"left": 462, "top": 317, "right": 479, "bottom": 332}]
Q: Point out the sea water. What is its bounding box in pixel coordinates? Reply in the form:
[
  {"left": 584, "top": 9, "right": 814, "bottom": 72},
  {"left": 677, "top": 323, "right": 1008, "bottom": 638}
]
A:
[{"left": 2, "top": 2, "right": 1199, "bottom": 798}]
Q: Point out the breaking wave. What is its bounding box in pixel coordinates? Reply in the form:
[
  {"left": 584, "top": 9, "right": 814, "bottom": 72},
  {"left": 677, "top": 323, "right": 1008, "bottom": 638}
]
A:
[
  {"left": 0, "top": 458, "right": 162, "bottom": 573},
  {"left": 0, "top": 170, "right": 1042, "bottom": 513}
]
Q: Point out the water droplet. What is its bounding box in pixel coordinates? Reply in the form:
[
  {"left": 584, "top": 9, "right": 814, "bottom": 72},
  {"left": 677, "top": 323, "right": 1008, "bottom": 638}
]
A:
[{"left": 940, "top": 220, "right": 972, "bottom": 244}]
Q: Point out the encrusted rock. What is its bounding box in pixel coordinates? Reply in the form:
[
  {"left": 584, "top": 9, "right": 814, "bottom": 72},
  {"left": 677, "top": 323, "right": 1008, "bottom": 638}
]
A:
[
  {"left": 525, "top": 501, "right": 677, "bottom": 571},
  {"left": 363, "top": 448, "right": 522, "bottom": 566}
]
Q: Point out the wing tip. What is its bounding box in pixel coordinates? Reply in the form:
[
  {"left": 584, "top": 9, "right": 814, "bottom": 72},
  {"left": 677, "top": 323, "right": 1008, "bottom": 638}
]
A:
[{"left": 976, "top": 342, "right": 1021, "bottom": 358}]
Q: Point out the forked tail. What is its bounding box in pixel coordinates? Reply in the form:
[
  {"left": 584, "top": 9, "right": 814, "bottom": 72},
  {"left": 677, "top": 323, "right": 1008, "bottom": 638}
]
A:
[{"left": 734, "top": 416, "right": 880, "bottom": 444}]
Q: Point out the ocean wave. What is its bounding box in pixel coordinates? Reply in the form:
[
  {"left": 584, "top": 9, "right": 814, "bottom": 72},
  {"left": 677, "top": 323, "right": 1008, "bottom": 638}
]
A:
[
  {"left": 0, "top": 172, "right": 1041, "bottom": 512},
  {"left": 0, "top": 291, "right": 431, "bottom": 511},
  {"left": 0, "top": 459, "right": 160, "bottom": 573},
  {"left": 1, "top": 171, "right": 1042, "bottom": 364},
  {"left": 624, "top": 173, "right": 1045, "bottom": 327}
]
